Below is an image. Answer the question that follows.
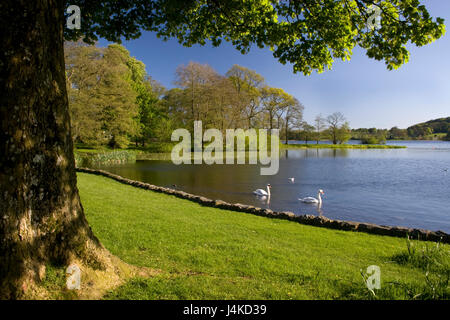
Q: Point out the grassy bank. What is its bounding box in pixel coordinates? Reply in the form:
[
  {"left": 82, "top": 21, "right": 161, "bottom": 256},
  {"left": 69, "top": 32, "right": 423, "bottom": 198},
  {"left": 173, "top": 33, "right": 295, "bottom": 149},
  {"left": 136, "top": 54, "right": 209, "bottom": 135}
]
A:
[
  {"left": 282, "top": 143, "right": 406, "bottom": 149},
  {"left": 71, "top": 173, "right": 449, "bottom": 299},
  {"left": 74, "top": 142, "right": 176, "bottom": 166},
  {"left": 74, "top": 149, "right": 137, "bottom": 167}
]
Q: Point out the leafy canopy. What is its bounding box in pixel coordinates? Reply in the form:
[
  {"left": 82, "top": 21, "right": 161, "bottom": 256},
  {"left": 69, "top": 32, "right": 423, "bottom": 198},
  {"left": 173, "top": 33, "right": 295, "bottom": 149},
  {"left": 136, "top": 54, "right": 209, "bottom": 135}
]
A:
[
  {"left": 65, "top": 42, "right": 140, "bottom": 147},
  {"left": 65, "top": 1, "right": 445, "bottom": 75}
]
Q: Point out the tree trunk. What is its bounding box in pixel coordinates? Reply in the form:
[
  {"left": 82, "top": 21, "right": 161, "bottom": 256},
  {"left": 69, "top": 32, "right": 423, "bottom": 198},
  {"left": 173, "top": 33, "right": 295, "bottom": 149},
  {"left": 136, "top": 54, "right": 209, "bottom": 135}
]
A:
[
  {"left": 0, "top": 0, "right": 102, "bottom": 299},
  {"left": 285, "top": 118, "right": 289, "bottom": 145},
  {"left": 331, "top": 128, "right": 337, "bottom": 144}
]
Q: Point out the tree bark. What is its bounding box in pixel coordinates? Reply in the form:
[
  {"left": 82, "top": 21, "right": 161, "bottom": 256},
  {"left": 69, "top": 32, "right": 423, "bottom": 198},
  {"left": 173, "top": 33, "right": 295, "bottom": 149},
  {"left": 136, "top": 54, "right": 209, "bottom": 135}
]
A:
[{"left": 0, "top": 0, "right": 102, "bottom": 299}]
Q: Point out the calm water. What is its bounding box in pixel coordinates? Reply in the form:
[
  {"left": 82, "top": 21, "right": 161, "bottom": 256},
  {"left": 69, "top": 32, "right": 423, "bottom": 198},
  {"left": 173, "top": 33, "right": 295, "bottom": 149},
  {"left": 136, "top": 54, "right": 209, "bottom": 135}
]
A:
[{"left": 96, "top": 140, "right": 450, "bottom": 232}]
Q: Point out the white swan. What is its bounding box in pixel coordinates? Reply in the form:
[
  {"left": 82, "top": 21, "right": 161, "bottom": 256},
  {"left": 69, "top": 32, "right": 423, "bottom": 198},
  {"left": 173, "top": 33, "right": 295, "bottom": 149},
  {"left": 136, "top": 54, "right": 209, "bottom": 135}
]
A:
[
  {"left": 299, "top": 189, "right": 324, "bottom": 204},
  {"left": 253, "top": 184, "right": 271, "bottom": 197}
]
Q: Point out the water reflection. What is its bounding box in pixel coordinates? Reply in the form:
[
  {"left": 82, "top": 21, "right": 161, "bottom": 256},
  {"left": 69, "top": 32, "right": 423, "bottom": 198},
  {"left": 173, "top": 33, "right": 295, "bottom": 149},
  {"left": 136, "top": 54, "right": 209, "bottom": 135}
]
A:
[
  {"left": 255, "top": 195, "right": 270, "bottom": 208},
  {"left": 316, "top": 202, "right": 323, "bottom": 216},
  {"left": 283, "top": 148, "right": 349, "bottom": 159}
]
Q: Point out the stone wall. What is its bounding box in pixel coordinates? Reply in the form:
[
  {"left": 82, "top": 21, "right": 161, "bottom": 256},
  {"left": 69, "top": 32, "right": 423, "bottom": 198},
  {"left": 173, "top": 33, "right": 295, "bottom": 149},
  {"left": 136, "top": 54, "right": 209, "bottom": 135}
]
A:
[{"left": 76, "top": 167, "right": 449, "bottom": 244}]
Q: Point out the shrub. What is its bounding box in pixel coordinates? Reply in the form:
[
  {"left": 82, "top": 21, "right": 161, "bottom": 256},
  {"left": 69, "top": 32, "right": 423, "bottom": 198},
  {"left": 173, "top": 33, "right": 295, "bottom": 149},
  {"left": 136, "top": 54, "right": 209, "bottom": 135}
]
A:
[
  {"left": 361, "top": 135, "right": 386, "bottom": 145},
  {"left": 74, "top": 150, "right": 136, "bottom": 167}
]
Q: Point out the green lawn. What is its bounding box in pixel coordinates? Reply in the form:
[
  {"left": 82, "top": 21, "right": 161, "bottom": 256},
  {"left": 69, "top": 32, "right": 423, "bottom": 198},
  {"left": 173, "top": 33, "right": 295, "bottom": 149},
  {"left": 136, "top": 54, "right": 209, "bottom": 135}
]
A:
[{"left": 77, "top": 173, "right": 449, "bottom": 300}]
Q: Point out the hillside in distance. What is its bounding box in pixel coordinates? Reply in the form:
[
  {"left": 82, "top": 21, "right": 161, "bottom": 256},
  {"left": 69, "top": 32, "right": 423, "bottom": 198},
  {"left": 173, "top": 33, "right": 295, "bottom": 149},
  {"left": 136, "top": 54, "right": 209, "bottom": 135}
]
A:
[{"left": 407, "top": 117, "right": 450, "bottom": 140}]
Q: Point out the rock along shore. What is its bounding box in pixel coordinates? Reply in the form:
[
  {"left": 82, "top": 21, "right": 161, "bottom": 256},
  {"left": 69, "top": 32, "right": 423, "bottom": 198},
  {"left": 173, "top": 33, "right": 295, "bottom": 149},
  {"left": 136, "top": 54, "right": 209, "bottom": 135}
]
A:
[{"left": 77, "top": 167, "right": 449, "bottom": 244}]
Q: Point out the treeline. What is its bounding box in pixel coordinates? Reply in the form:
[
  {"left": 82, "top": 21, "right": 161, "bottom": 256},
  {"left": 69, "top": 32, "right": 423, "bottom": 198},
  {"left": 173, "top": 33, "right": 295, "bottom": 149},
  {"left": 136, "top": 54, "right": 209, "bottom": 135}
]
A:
[
  {"left": 67, "top": 42, "right": 447, "bottom": 148},
  {"left": 351, "top": 128, "right": 403, "bottom": 144},
  {"left": 406, "top": 117, "right": 450, "bottom": 140},
  {"left": 352, "top": 127, "right": 417, "bottom": 144},
  {"left": 289, "top": 112, "right": 352, "bottom": 145},
  {"left": 352, "top": 117, "right": 450, "bottom": 143},
  {"left": 65, "top": 42, "right": 306, "bottom": 149}
]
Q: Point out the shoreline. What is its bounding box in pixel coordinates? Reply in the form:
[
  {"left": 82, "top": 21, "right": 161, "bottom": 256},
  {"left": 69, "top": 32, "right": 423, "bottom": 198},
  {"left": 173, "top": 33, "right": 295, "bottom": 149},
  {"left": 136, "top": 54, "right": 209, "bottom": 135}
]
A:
[
  {"left": 281, "top": 143, "right": 406, "bottom": 149},
  {"left": 76, "top": 167, "right": 449, "bottom": 243},
  {"left": 75, "top": 143, "right": 407, "bottom": 164}
]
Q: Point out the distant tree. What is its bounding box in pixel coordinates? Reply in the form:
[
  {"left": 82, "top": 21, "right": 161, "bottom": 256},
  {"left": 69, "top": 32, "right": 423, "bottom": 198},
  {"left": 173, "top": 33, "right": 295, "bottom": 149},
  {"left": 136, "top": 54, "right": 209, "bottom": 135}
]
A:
[
  {"left": 260, "top": 87, "right": 293, "bottom": 129},
  {"left": 336, "top": 122, "right": 352, "bottom": 144},
  {"left": 326, "top": 112, "right": 347, "bottom": 144},
  {"left": 226, "top": 65, "right": 265, "bottom": 128},
  {"left": 175, "top": 62, "right": 218, "bottom": 125},
  {"left": 161, "top": 88, "right": 189, "bottom": 129},
  {"left": 368, "top": 128, "right": 377, "bottom": 135},
  {"left": 300, "top": 122, "right": 316, "bottom": 144},
  {"left": 284, "top": 99, "right": 304, "bottom": 144},
  {"left": 208, "top": 74, "right": 241, "bottom": 131},
  {"left": 135, "top": 80, "right": 165, "bottom": 147},
  {"left": 389, "top": 127, "right": 408, "bottom": 140},
  {"left": 360, "top": 132, "right": 386, "bottom": 144},
  {"left": 314, "top": 114, "right": 327, "bottom": 144}
]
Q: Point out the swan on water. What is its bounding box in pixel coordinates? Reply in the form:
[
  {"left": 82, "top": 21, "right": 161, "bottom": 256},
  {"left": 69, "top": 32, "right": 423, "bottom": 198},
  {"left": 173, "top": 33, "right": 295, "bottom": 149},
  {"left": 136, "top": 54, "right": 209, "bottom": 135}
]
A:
[
  {"left": 288, "top": 177, "right": 295, "bottom": 183},
  {"left": 253, "top": 184, "right": 271, "bottom": 197},
  {"left": 299, "top": 189, "right": 324, "bottom": 204}
]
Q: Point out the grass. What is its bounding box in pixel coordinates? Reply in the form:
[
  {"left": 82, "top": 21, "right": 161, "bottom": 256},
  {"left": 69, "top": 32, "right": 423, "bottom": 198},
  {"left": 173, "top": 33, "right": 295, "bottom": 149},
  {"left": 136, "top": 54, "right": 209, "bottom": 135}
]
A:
[
  {"left": 390, "top": 238, "right": 449, "bottom": 299},
  {"left": 282, "top": 143, "right": 406, "bottom": 149},
  {"left": 74, "top": 149, "right": 137, "bottom": 167},
  {"left": 40, "top": 264, "right": 79, "bottom": 300},
  {"left": 75, "top": 172, "right": 449, "bottom": 299}
]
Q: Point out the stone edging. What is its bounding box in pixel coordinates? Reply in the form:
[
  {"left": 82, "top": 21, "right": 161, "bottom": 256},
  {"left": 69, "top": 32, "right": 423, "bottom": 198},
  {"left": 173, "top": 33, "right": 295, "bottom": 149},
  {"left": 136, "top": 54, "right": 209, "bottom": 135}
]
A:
[{"left": 76, "top": 167, "right": 449, "bottom": 244}]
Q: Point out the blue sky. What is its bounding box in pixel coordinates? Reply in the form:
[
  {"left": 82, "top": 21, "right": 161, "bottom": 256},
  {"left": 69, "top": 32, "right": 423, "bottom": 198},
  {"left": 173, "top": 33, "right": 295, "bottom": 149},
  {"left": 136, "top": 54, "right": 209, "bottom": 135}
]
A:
[{"left": 99, "top": 0, "right": 450, "bottom": 129}]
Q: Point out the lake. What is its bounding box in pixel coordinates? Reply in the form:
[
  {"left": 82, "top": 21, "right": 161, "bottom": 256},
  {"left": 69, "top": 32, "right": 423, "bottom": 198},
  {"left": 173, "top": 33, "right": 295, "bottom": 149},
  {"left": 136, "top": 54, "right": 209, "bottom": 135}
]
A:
[{"left": 95, "top": 140, "right": 450, "bottom": 233}]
